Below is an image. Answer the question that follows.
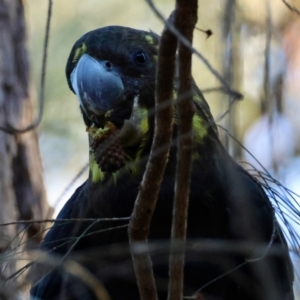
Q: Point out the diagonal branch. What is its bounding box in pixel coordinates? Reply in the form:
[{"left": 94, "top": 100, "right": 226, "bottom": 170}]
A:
[
  {"left": 128, "top": 13, "right": 177, "bottom": 300},
  {"left": 29, "top": 251, "right": 111, "bottom": 300},
  {"left": 282, "top": 0, "right": 300, "bottom": 16},
  {"left": 145, "top": 0, "right": 242, "bottom": 101}
]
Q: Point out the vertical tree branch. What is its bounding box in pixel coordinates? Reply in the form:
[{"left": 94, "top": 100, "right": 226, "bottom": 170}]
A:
[
  {"left": 0, "top": 0, "right": 49, "bottom": 291},
  {"left": 128, "top": 14, "right": 177, "bottom": 300},
  {"left": 168, "top": 1, "right": 197, "bottom": 300},
  {"left": 222, "top": 0, "right": 235, "bottom": 152}
]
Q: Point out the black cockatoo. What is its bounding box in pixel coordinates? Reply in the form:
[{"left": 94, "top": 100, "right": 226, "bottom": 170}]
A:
[{"left": 30, "top": 26, "right": 294, "bottom": 300}]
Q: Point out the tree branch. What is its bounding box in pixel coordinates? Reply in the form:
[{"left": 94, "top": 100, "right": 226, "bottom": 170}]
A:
[
  {"left": 145, "top": 0, "right": 242, "bottom": 100},
  {"left": 128, "top": 13, "right": 177, "bottom": 300},
  {"left": 282, "top": 0, "right": 300, "bottom": 16},
  {"left": 0, "top": 0, "right": 52, "bottom": 134},
  {"left": 168, "top": 1, "right": 197, "bottom": 300}
]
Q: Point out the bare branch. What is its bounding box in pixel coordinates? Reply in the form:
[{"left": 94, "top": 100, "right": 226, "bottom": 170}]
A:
[
  {"left": 261, "top": 0, "right": 272, "bottom": 115},
  {"left": 168, "top": 1, "right": 197, "bottom": 299},
  {"left": 0, "top": 0, "right": 52, "bottom": 134},
  {"left": 282, "top": 0, "right": 300, "bottom": 16},
  {"left": 128, "top": 13, "right": 177, "bottom": 300},
  {"left": 145, "top": 0, "right": 242, "bottom": 100}
]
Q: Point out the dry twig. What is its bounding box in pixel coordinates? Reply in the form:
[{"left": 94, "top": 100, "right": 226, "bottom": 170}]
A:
[
  {"left": 168, "top": 1, "right": 197, "bottom": 299},
  {"left": 145, "top": 0, "right": 242, "bottom": 100},
  {"left": 30, "top": 251, "right": 111, "bottom": 300},
  {"left": 282, "top": 0, "right": 300, "bottom": 16}
]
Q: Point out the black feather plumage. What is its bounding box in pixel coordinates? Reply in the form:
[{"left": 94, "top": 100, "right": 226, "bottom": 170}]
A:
[{"left": 31, "top": 26, "right": 295, "bottom": 300}]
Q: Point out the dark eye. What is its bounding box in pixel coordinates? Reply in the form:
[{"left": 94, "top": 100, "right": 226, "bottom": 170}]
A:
[{"left": 134, "top": 51, "right": 146, "bottom": 65}]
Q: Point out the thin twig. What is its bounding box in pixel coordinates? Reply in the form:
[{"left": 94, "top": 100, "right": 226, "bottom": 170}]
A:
[
  {"left": 145, "top": 0, "right": 243, "bottom": 101},
  {"left": 195, "top": 27, "right": 213, "bottom": 39},
  {"left": 261, "top": 0, "right": 272, "bottom": 115},
  {"left": 218, "top": 124, "right": 300, "bottom": 258},
  {"left": 30, "top": 251, "right": 111, "bottom": 300},
  {"left": 222, "top": 0, "right": 238, "bottom": 155},
  {"left": 52, "top": 163, "right": 88, "bottom": 210},
  {"left": 282, "top": 0, "right": 300, "bottom": 16},
  {"left": 0, "top": 217, "right": 131, "bottom": 227}
]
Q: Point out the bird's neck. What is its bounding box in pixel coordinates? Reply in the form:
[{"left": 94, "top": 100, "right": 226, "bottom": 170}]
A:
[{"left": 87, "top": 112, "right": 213, "bottom": 185}]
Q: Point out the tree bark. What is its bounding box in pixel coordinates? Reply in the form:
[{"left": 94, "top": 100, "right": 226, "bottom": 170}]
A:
[{"left": 0, "top": 0, "right": 49, "bottom": 288}]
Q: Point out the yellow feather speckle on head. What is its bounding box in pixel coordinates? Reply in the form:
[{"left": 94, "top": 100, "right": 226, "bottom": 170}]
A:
[
  {"left": 72, "top": 43, "right": 87, "bottom": 63},
  {"left": 145, "top": 34, "right": 154, "bottom": 45}
]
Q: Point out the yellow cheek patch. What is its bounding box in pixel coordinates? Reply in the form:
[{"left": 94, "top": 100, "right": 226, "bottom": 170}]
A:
[
  {"left": 140, "top": 109, "right": 149, "bottom": 134},
  {"left": 193, "top": 114, "right": 207, "bottom": 144},
  {"left": 89, "top": 105, "right": 149, "bottom": 184},
  {"left": 90, "top": 154, "right": 105, "bottom": 183},
  {"left": 172, "top": 100, "right": 207, "bottom": 142},
  {"left": 173, "top": 114, "right": 207, "bottom": 142},
  {"left": 72, "top": 43, "right": 87, "bottom": 63},
  {"left": 90, "top": 152, "right": 141, "bottom": 184}
]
